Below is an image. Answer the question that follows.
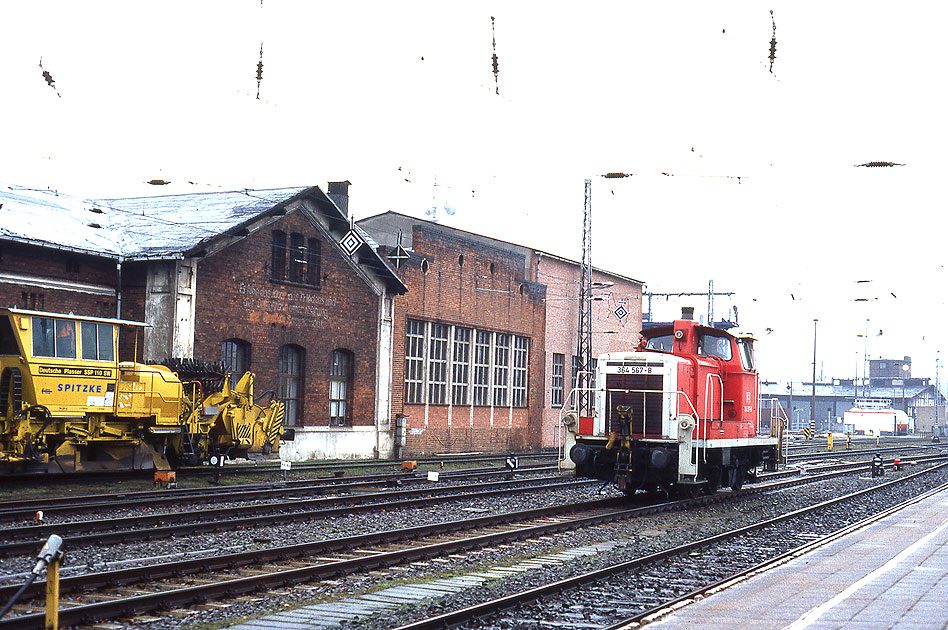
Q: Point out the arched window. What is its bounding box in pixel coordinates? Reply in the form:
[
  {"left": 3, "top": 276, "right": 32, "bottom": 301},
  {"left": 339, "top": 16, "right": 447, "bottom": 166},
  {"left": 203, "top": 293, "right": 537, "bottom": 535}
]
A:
[
  {"left": 278, "top": 344, "right": 304, "bottom": 425},
  {"left": 221, "top": 339, "right": 250, "bottom": 386},
  {"left": 329, "top": 349, "right": 353, "bottom": 426}
]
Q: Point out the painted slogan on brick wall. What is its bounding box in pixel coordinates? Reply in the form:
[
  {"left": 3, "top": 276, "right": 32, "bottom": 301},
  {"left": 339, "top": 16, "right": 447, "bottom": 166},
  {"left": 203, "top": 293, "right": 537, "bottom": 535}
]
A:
[{"left": 238, "top": 283, "right": 337, "bottom": 328}]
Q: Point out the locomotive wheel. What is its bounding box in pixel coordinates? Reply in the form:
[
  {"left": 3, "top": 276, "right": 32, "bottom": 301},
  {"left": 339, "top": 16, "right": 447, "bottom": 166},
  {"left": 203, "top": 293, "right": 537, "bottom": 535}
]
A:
[
  {"left": 705, "top": 467, "right": 721, "bottom": 495},
  {"left": 678, "top": 483, "right": 703, "bottom": 499},
  {"left": 728, "top": 466, "right": 745, "bottom": 491}
]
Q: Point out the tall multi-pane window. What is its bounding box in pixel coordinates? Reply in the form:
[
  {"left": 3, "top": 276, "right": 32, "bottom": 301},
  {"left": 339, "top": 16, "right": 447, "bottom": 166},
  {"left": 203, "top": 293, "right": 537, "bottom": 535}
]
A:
[
  {"left": 222, "top": 339, "right": 250, "bottom": 386},
  {"left": 272, "top": 231, "right": 321, "bottom": 288},
  {"left": 329, "top": 349, "right": 352, "bottom": 426},
  {"left": 278, "top": 345, "right": 303, "bottom": 425},
  {"left": 405, "top": 319, "right": 425, "bottom": 404},
  {"left": 451, "top": 327, "right": 471, "bottom": 405},
  {"left": 551, "top": 353, "right": 565, "bottom": 407},
  {"left": 271, "top": 231, "right": 286, "bottom": 280},
  {"left": 288, "top": 233, "right": 306, "bottom": 283},
  {"left": 512, "top": 336, "right": 528, "bottom": 408},
  {"left": 403, "top": 321, "right": 529, "bottom": 409},
  {"left": 473, "top": 330, "right": 491, "bottom": 406},
  {"left": 428, "top": 324, "right": 448, "bottom": 404},
  {"left": 306, "top": 238, "right": 321, "bottom": 287},
  {"left": 493, "top": 333, "right": 510, "bottom": 407}
]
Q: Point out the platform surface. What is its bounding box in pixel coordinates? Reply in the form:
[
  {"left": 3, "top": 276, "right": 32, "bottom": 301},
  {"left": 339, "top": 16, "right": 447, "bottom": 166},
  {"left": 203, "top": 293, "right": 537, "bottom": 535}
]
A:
[{"left": 646, "top": 484, "right": 948, "bottom": 629}]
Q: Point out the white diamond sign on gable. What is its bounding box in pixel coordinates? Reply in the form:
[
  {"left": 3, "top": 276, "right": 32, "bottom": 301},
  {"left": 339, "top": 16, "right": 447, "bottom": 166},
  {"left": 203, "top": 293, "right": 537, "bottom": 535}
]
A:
[
  {"left": 614, "top": 305, "right": 628, "bottom": 320},
  {"left": 339, "top": 230, "right": 364, "bottom": 256}
]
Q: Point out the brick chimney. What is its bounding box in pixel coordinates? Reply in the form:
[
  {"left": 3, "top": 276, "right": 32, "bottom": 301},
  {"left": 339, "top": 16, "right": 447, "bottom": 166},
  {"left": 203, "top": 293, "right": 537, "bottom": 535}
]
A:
[{"left": 327, "top": 181, "right": 351, "bottom": 216}]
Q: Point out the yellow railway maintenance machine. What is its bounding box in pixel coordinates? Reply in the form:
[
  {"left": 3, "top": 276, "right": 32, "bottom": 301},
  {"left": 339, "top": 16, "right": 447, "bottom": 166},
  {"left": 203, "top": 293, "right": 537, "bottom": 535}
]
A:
[{"left": 0, "top": 308, "right": 284, "bottom": 472}]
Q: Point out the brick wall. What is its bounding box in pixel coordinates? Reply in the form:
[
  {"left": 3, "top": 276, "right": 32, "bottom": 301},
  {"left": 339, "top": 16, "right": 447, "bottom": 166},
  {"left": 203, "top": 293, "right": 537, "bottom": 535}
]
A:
[
  {"left": 0, "top": 241, "right": 118, "bottom": 318},
  {"left": 191, "top": 209, "right": 382, "bottom": 428},
  {"left": 538, "top": 256, "right": 643, "bottom": 447},
  {"left": 390, "top": 225, "right": 546, "bottom": 455}
]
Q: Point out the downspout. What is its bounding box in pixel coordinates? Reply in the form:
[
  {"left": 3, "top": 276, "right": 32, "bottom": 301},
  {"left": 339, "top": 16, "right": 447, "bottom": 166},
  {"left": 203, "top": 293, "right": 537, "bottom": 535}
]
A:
[{"left": 115, "top": 256, "right": 123, "bottom": 319}]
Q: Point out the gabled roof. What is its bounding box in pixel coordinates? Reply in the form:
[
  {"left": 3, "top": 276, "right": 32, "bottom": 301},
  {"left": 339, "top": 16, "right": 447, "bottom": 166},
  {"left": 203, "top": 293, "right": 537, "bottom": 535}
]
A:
[
  {"left": 0, "top": 183, "right": 406, "bottom": 294},
  {"left": 96, "top": 187, "right": 309, "bottom": 258},
  {"left": 359, "top": 210, "right": 645, "bottom": 286}
]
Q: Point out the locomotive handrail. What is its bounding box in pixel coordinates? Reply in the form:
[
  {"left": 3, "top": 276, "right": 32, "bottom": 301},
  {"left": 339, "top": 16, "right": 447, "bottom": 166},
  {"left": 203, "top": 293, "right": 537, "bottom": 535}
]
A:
[
  {"left": 704, "top": 373, "right": 724, "bottom": 465},
  {"left": 556, "top": 375, "right": 599, "bottom": 460}
]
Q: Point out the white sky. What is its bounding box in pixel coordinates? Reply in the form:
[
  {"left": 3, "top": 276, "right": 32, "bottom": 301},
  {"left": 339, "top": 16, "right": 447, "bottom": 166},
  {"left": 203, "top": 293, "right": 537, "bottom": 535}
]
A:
[{"left": 2, "top": 2, "right": 946, "bottom": 388}]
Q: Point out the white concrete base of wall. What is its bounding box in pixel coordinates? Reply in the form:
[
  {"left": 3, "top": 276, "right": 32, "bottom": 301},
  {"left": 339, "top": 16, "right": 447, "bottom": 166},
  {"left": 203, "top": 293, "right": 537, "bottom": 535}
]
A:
[{"left": 280, "top": 425, "right": 394, "bottom": 462}]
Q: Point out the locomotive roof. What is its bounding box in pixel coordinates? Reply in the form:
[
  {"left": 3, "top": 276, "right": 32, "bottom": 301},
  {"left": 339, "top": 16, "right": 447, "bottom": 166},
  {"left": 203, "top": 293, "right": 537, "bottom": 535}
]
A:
[{"left": 642, "top": 321, "right": 736, "bottom": 338}]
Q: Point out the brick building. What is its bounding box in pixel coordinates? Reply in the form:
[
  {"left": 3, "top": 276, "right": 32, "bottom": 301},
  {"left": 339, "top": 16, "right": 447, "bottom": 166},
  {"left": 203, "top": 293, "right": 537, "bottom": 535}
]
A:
[
  {"left": 535, "top": 252, "right": 643, "bottom": 448},
  {"left": 358, "top": 213, "right": 644, "bottom": 455},
  {"left": 1, "top": 183, "right": 406, "bottom": 461}
]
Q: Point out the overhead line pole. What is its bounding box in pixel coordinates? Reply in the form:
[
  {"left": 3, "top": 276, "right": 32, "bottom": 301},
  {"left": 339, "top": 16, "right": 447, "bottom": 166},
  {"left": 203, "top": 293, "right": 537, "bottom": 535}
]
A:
[{"left": 577, "top": 179, "right": 593, "bottom": 418}]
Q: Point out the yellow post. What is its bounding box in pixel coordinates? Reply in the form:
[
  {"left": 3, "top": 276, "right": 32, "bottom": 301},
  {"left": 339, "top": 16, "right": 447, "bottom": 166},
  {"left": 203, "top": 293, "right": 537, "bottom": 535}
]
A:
[
  {"left": 827, "top": 433, "right": 833, "bottom": 451},
  {"left": 45, "top": 555, "right": 60, "bottom": 630}
]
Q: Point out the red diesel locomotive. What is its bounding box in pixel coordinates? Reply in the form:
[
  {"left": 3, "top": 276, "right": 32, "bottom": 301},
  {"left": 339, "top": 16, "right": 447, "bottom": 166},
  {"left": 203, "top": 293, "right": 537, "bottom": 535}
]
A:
[{"left": 563, "top": 317, "right": 780, "bottom": 496}]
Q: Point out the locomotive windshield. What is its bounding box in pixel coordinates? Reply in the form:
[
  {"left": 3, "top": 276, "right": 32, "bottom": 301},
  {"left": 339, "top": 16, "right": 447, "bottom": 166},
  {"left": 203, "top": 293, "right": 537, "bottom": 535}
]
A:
[
  {"left": 697, "top": 334, "right": 732, "bottom": 360},
  {"left": 645, "top": 335, "right": 674, "bottom": 352}
]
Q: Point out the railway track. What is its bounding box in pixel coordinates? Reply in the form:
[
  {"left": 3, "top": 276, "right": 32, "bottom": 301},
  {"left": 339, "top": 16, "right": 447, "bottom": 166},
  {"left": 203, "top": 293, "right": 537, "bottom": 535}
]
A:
[
  {"left": 1, "top": 458, "right": 939, "bottom": 629},
  {"left": 0, "top": 451, "right": 559, "bottom": 485},
  {"left": 0, "top": 463, "right": 559, "bottom": 523},
  {"left": 784, "top": 441, "right": 946, "bottom": 464},
  {"left": 0, "top": 475, "right": 591, "bottom": 559},
  {"left": 386, "top": 463, "right": 948, "bottom": 630}
]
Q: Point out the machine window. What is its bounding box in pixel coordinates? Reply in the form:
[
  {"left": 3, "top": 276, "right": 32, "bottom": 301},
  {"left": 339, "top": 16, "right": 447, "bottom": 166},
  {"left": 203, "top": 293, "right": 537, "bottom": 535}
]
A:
[
  {"left": 32, "top": 317, "right": 77, "bottom": 359},
  {"left": 0, "top": 317, "right": 19, "bottom": 355},
  {"left": 81, "top": 322, "right": 115, "bottom": 361}
]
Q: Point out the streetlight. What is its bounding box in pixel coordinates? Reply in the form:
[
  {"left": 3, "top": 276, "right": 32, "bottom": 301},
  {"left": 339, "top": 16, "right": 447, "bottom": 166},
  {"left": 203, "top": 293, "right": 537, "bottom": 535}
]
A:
[
  {"left": 899, "top": 362, "right": 909, "bottom": 435},
  {"left": 811, "top": 319, "right": 818, "bottom": 432}
]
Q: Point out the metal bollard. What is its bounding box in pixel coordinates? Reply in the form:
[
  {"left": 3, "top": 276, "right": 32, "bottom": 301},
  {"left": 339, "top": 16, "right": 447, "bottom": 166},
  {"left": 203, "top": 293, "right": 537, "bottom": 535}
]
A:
[{"left": 0, "top": 535, "right": 63, "bottom": 628}]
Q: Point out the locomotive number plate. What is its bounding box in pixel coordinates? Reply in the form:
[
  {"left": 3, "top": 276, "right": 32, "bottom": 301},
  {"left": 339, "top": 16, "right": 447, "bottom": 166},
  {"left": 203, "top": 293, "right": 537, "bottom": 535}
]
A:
[{"left": 615, "top": 364, "right": 658, "bottom": 375}]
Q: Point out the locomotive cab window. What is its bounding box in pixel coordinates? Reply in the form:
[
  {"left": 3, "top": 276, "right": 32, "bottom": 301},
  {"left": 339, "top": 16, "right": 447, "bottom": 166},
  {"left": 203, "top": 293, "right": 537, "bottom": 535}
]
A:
[
  {"left": 645, "top": 335, "right": 674, "bottom": 352},
  {"left": 738, "top": 338, "right": 755, "bottom": 371},
  {"left": 697, "top": 334, "right": 732, "bottom": 361},
  {"left": 32, "top": 317, "right": 77, "bottom": 359},
  {"left": 80, "top": 322, "right": 115, "bottom": 362}
]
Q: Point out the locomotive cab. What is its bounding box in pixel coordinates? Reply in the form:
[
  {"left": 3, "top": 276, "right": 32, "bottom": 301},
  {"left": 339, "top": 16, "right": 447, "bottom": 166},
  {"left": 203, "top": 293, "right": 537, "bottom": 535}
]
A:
[{"left": 563, "top": 318, "right": 779, "bottom": 497}]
